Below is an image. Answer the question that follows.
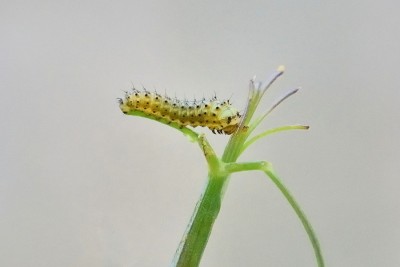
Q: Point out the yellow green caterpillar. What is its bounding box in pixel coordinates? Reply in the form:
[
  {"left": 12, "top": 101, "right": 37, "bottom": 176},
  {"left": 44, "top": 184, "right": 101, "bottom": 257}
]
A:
[{"left": 119, "top": 89, "right": 241, "bottom": 134}]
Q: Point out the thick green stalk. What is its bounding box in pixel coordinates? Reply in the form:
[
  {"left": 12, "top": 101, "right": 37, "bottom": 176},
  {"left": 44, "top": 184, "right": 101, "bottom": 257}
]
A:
[{"left": 172, "top": 174, "right": 228, "bottom": 267}]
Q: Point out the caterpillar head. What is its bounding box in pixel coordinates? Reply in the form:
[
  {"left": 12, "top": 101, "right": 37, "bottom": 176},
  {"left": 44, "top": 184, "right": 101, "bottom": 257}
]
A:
[{"left": 209, "top": 102, "right": 241, "bottom": 134}]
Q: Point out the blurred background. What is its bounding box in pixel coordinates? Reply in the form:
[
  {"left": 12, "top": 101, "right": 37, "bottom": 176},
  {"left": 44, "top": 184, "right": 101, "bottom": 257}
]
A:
[{"left": 1, "top": 1, "right": 399, "bottom": 266}]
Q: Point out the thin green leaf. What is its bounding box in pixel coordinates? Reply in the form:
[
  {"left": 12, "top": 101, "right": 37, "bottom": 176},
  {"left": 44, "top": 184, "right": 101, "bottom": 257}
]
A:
[{"left": 240, "top": 125, "right": 309, "bottom": 155}]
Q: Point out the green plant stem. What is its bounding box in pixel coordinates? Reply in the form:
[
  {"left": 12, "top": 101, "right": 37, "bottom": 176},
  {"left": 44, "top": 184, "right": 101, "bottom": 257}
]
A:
[
  {"left": 265, "top": 168, "right": 324, "bottom": 267},
  {"left": 171, "top": 131, "right": 248, "bottom": 267},
  {"left": 226, "top": 161, "right": 325, "bottom": 267},
  {"left": 171, "top": 174, "right": 228, "bottom": 267}
]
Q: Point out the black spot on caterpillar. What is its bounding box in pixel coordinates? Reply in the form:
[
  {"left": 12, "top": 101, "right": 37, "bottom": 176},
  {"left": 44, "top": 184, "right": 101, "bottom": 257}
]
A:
[{"left": 119, "top": 88, "right": 241, "bottom": 134}]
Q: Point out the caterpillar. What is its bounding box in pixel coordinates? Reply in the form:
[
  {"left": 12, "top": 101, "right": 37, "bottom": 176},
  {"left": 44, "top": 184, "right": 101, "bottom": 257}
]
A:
[{"left": 118, "top": 88, "right": 242, "bottom": 134}]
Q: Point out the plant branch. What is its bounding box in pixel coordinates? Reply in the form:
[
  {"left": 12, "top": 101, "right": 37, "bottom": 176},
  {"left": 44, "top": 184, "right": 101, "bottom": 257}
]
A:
[
  {"left": 124, "top": 110, "right": 200, "bottom": 142},
  {"left": 225, "top": 161, "right": 325, "bottom": 267}
]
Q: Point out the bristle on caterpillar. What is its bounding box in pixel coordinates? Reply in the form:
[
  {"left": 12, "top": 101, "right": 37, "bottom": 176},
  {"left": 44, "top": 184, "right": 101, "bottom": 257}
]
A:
[{"left": 119, "top": 88, "right": 241, "bottom": 134}]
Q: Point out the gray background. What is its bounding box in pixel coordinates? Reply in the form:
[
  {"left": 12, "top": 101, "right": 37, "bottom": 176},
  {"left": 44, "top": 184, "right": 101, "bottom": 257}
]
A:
[{"left": 2, "top": 1, "right": 399, "bottom": 266}]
